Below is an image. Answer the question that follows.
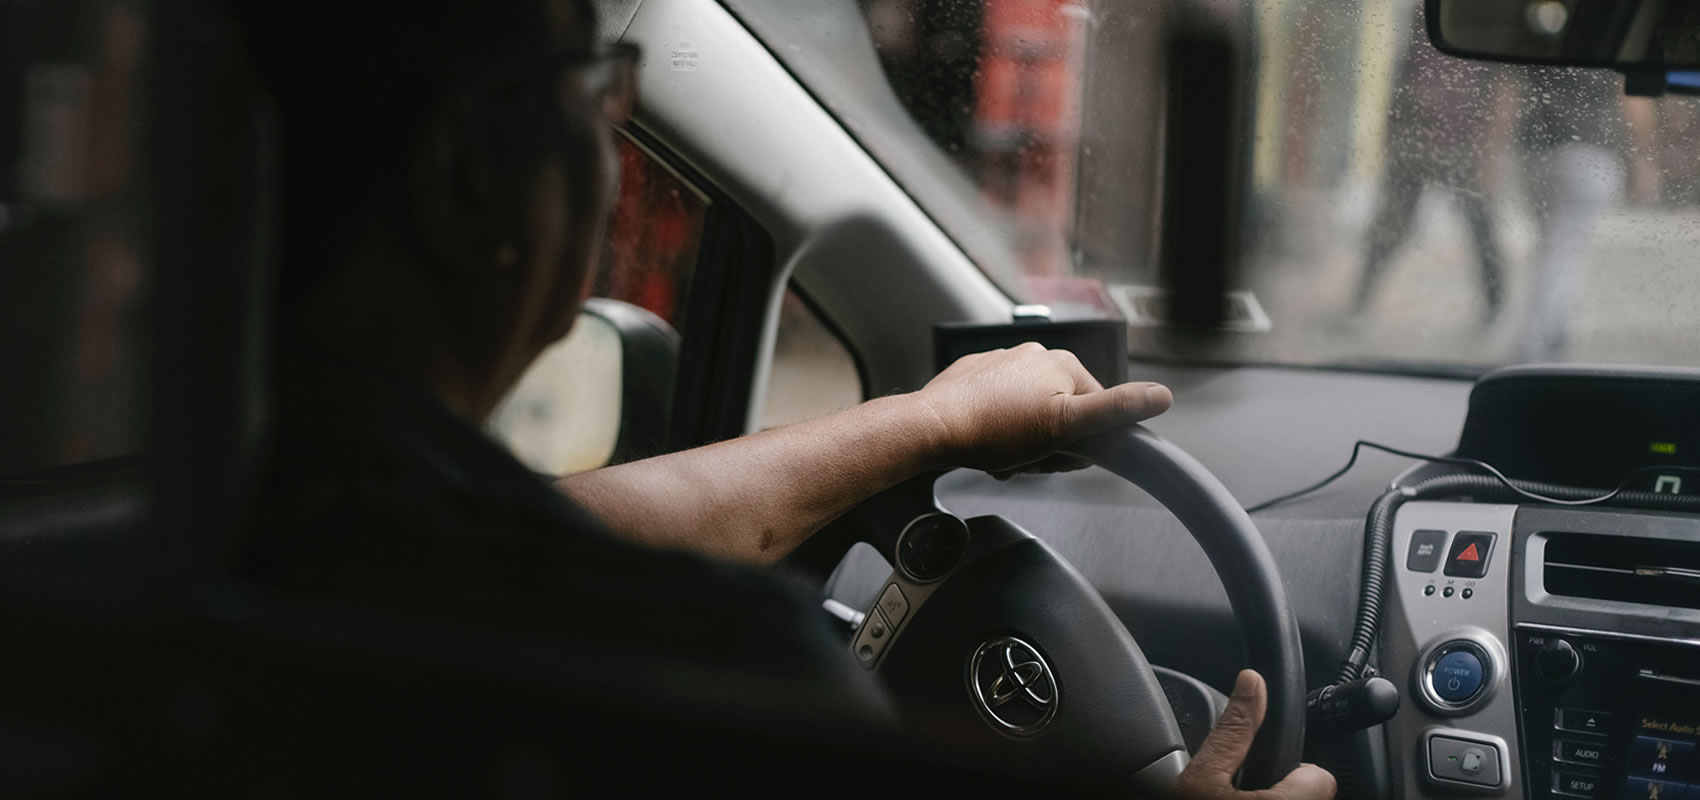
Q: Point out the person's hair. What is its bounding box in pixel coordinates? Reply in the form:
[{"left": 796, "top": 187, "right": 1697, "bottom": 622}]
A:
[{"left": 224, "top": 0, "right": 593, "bottom": 306}]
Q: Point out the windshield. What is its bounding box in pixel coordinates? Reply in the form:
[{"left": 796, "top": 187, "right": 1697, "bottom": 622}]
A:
[{"left": 741, "top": 0, "right": 1700, "bottom": 373}]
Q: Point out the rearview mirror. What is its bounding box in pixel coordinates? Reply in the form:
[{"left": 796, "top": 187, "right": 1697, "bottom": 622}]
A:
[{"left": 1428, "top": 0, "right": 1700, "bottom": 69}]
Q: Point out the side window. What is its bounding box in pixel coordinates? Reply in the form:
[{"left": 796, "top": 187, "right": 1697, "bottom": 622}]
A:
[
  {"left": 488, "top": 133, "right": 709, "bottom": 475},
  {"left": 594, "top": 135, "right": 709, "bottom": 328},
  {"left": 759, "top": 288, "right": 864, "bottom": 430}
]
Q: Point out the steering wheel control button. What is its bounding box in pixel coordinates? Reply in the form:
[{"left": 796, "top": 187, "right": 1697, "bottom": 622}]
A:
[
  {"left": 1554, "top": 738, "right": 1608, "bottom": 768},
  {"left": 966, "top": 636, "right": 1057, "bottom": 737},
  {"left": 1443, "top": 531, "right": 1496, "bottom": 579},
  {"left": 1557, "top": 708, "right": 1614, "bottom": 736},
  {"left": 852, "top": 609, "right": 894, "bottom": 669},
  {"left": 1407, "top": 529, "right": 1448, "bottom": 572},
  {"left": 1553, "top": 770, "right": 1602, "bottom": 798},
  {"left": 876, "top": 584, "right": 909, "bottom": 626},
  {"left": 895, "top": 513, "right": 969, "bottom": 582},
  {"left": 1427, "top": 734, "right": 1503, "bottom": 789}
]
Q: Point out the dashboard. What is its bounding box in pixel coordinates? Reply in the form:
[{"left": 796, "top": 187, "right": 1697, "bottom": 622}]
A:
[
  {"left": 1385, "top": 500, "right": 1700, "bottom": 799},
  {"left": 827, "top": 361, "right": 1700, "bottom": 798},
  {"left": 1384, "top": 367, "right": 1700, "bottom": 799}
]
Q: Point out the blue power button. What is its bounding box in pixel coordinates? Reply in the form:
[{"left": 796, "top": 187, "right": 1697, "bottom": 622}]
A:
[{"left": 1432, "top": 648, "right": 1486, "bottom": 704}]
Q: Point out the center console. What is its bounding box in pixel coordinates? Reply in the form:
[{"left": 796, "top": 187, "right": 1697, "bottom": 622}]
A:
[
  {"left": 1378, "top": 366, "right": 1700, "bottom": 799},
  {"left": 1513, "top": 627, "right": 1700, "bottom": 799},
  {"left": 1384, "top": 502, "right": 1700, "bottom": 799}
]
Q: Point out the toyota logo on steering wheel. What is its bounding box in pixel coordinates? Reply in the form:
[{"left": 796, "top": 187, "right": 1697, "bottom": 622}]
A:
[{"left": 967, "top": 636, "right": 1059, "bottom": 736}]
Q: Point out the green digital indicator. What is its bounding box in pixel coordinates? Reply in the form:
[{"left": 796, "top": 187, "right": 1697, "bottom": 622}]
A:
[{"left": 1651, "top": 442, "right": 1678, "bottom": 455}]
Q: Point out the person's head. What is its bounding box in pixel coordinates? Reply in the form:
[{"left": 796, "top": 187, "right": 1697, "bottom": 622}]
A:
[{"left": 230, "top": 0, "right": 636, "bottom": 416}]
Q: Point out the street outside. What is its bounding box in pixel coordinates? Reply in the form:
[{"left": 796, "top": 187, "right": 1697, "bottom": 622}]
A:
[
  {"left": 856, "top": 0, "right": 1700, "bottom": 377},
  {"left": 1241, "top": 183, "right": 1700, "bottom": 371}
]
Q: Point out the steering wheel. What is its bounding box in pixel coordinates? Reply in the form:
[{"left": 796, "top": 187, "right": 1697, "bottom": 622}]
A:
[{"left": 790, "top": 426, "right": 1305, "bottom": 794}]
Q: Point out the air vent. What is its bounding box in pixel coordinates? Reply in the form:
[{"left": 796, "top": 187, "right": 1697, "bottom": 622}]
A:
[{"left": 1544, "top": 532, "right": 1700, "bottom": 611}]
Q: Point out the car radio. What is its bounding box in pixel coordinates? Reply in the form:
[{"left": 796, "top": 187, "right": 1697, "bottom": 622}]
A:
[{"left": 1514, "top": 627, "right": 1700, "bottom": 800}]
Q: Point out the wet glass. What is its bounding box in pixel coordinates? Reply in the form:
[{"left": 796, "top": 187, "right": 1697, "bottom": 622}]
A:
[{"left": 851, "top": 0, "right": 1700, "bottom": 371}]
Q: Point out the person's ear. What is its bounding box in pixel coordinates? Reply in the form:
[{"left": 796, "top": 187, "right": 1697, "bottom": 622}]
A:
[{"left": 406, "top": 99, "right": 523, "bottom": 279}]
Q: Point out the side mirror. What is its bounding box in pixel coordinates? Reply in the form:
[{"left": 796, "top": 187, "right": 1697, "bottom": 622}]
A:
[
  {"left": 487, "top": 298, "right": 680, "bottom": 476},
  {"left": 1428, "top": 0, "right": 1700, "bottom": 70}
]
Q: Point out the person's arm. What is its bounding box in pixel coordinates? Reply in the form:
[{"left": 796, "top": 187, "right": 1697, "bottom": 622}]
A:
[{"left": 558, "top": 343, "right": 1172, "bottom": 565}]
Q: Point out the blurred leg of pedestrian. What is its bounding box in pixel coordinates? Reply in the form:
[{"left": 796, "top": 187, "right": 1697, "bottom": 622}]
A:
[
  {"left": 1520, "top": 143, "right": 1625, "bottom": 361},
  {"left": 1453, "top": 188, "right": 1506, "bottom": 326},
  {"left": 1350, "top": 169, "right": 1423, "bottom": 317}
]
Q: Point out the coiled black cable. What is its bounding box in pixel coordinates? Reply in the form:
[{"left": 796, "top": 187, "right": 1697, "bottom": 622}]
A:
[
  {"left": 1337, "top": 471, "right": 1700, "bottom": 684},
  {"left": 1247, "top": 439, "right": 1700, "bottom": 686}
]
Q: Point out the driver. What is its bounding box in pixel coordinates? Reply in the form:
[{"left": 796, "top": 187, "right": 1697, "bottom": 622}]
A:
[{"left": 231, "top": 0, "right": 1334, "bottom": 796}]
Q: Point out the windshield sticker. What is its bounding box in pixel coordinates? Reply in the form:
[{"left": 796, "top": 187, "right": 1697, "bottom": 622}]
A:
[{"left": 669, "top": 41, "right": 700, "bottom": 73}]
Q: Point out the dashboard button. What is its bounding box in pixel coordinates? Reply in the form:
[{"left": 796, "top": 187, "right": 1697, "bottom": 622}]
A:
[
  {"left": 1631, "top": 736, "right": 1696, "bottom": 782},
  {"left": 1553, "top": 770, "right": 1602, "bottom": 798},
  {"left": 1557, "top": 708, "right": 1614, "bottom": 736},
  {"left": 1554, "top": 738, "right": 1608, "bottom": 767},
  {"left": 1624, "top": 777, "right": 1689, "bottom": 800},
  {"left": 1537, "top": 638, "right": 1583, "bottom": 683},
  {"left": 1427, "top": 734, "right": 1502, "bottom": 788},
  {"left": 1460, "top": 748, "right": 1485, "bottom": 775},
  {"left": 1432, "top": 649, "right": 1485, "bottom": 703},
  {"left": 1443, "top": 531, "right": 1496, "bottom": 578},
  {"left": 1407, "top": 529, "right": 1447, "bottom": 572}
]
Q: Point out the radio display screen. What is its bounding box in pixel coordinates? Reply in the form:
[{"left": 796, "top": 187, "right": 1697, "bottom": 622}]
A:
[{"left": 1624, "top": 675, "right": 1700, "bottom": 799}]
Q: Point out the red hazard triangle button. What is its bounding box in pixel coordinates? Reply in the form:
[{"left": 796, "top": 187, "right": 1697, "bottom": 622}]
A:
[{"left": 1444, "top": 532, "right": 1495, "bottom": 578}]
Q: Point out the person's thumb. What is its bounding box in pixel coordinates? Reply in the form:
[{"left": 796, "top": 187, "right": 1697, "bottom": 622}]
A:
[
  {"left": 1061, "top": 382, "right": 1172, "bottom": 437},
  {"left": 1262, "top": 764, "right": 1338, "bottom": 800},
  {"left": 1188, "top": 670, "right": 1266, "bottom": 786},
  {"left": 1181, "top": 671, "right": 1339, "bottom": 799}
]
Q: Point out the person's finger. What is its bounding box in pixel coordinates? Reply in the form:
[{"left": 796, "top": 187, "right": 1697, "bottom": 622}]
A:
[
  {"left": 1049, "top": 349, "right": 1105, "bottom": 394},
  {"left": 1188, "top": 670, "right": 1267, "bottom": 786},
  {"left": 1258, "top": 763, "right": 1338, "bottom": 800},
  {"left": 1060, "top": 381, "right": 1172, "bottom": 436}
]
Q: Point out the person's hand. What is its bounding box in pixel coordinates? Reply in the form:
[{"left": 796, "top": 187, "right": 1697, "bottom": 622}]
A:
[
  {"left": 910, "top": 342, "right": 1172, "bottom": 476},
  {"left": 1173, "top": 671, "right": 1337, "bottom": 800}
]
